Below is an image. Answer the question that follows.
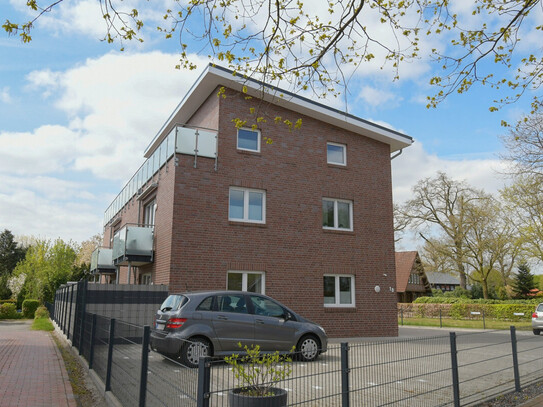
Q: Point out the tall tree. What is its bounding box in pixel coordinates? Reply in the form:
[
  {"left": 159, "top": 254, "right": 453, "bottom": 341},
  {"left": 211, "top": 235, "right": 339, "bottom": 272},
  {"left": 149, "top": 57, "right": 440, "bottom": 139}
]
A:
[
  {"left": 0, "top": 229, "right": 27, "bottom": 299},
  {"left": 3, "top": 0, "right": 542, "bottom": 117},
  {"left": 501, "top": 175, "right": 543, "bottom": 264},
  {"left": 400, "top": 172, "right": 484, "bottom": 289},
  {"left": 512, "top": 262, "right": 535, "bottom": 298}
]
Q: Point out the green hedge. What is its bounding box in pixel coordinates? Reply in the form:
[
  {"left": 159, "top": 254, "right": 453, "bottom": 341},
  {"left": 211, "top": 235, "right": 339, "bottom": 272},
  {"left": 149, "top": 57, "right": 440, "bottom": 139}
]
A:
[
  {"left": 0, "top": 303, "right": 22, "bottom": 319},
  {"left": 399, "top": 303, "right": 535, "bottom": 321},
  {"left": 0, "top": 299, "right": 16, "bottom": 305},
  {"left": 22, "top": 299, "right": 40, "bottom": 319},
  {"left": 413, "top": 297, "right": 540, "bottom": 305}
]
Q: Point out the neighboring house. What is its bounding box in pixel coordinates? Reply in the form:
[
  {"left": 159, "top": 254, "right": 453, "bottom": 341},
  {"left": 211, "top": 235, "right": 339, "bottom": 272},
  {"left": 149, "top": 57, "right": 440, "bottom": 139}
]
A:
[
  {"left": 90, "top": 64, "right": 413, "bottom": 337},
  {"left": 395, "top": 251, "right": 431, "bottom": 303},
  {"left": 426, "top": 272, "right": 463, "bottom": 292}
]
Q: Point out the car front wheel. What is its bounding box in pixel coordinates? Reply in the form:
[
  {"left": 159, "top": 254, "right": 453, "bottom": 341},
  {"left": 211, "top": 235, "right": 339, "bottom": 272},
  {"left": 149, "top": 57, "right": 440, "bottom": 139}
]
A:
[
  {"left": 180, "top": 337, "right": 211, "bottom": 368},
  {"left": 297, "top": 335, "right": 320, "bottom": 362}
]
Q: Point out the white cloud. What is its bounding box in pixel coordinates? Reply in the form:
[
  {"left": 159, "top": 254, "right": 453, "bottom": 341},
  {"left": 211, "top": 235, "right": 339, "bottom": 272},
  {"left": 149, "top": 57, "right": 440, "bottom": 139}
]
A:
[
  {"left": 392, "top": 142, "right": 511, "bottom": 251},
  {"left": 358, "top": 86, "right": 401, "bottom": 108},
  {"left": 0, "top": 87, "right": 11, "bottom": 103},
  {"left": 25, "top": 51, "right": 209, "bottom": 180},
  {"left": 0, "top": 125, "right": 78, "bottom": 175}
]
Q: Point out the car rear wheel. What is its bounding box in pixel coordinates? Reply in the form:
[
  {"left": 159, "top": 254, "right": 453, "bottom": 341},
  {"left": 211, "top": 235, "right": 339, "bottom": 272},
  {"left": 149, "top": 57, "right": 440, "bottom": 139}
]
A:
[
  {"left": 534, "top": 329, "right": 541, "bottom": 336},
  {"left": 180, "top": 337, "right": 211, "bottom": 368},
  {"left": 297, "top": 335, "right": 320, "bottom": 362}
]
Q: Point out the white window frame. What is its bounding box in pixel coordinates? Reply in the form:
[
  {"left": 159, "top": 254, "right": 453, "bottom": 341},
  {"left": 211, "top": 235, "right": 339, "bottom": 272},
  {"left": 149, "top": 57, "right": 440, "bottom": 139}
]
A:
[
  {"left": 229, "top": 187, "right": 266, "bottom": 224},
  {"left": 327, "top": 142, "right": 347, "bottom": 166},
  {"left": 322, "top": 198, "right": 353, "bottom": 231},
  {"left": 141, "top": 273, "right": 152, "bottom": 285},
  {"left": 237, "top": 128, "right": 261, "bottom": 152},
  {"left": 324, "top": 274, "right": 355, "bottom": 307},
  {"left": 227, "top": 271, "right": 266, "bottom": 294},
  {"left": 143, "top": 199, "right": 157, "bottom": 226}
]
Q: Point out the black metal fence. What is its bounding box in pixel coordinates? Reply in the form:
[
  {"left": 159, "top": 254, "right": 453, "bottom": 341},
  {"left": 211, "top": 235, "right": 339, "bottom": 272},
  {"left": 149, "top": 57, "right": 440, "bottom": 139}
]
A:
[{"left": 47, "top": 294, "right": 543, "bottom": 406}]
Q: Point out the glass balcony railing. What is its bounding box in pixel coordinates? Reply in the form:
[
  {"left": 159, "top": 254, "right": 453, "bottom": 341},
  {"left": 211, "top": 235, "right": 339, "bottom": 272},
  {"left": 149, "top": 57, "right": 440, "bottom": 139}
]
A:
[
  {"left": 90, "top": 248, "right": 116, "bottom": 274},
  {"left": 103, "top": 125, "right": 218, "bottom": 225},
  {"left": 112, "top": 225, "right": 154, "bottom": 266}
]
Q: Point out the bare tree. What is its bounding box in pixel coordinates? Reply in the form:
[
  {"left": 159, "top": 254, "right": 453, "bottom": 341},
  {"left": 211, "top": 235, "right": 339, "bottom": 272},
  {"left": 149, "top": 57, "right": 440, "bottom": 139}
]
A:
[{"left": 400, "top": 172, "right": 486, "bottom": 289}]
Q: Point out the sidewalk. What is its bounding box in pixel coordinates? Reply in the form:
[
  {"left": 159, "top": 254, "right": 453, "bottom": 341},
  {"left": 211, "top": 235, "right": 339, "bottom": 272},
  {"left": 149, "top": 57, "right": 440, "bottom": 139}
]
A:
[{"left": 0, "top": 320, "right": 76, "bottom": 407}]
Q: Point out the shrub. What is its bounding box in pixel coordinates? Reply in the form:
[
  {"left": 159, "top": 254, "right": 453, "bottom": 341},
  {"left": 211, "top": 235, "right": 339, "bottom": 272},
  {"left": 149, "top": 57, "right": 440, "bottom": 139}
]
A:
[
  {"left": 0, "top": 303, "right": 20, "bottom": 319},
  {"left": 34, "top": 306, "right": 49, "bottom": 319},
  {"left": 0, "top": 299, "right": 16, "bottom": 305},
  {"left": 22, "top": 299, "right": 40, "bottom": 319}
]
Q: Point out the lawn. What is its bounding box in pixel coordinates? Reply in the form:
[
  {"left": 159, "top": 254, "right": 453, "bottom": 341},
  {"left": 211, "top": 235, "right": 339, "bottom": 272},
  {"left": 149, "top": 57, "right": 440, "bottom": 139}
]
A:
[
  {"left": 399, "top": 317, "right": 533, "bottom": 331},
  {"left": 32, "top": 317, "right": 54, "bottom": 331}
]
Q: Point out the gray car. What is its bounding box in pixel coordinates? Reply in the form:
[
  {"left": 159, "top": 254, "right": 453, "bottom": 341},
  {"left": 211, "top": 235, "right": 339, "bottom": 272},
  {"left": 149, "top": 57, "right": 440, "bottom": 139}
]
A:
[
  {"left": 532, "top": 303, "right": 543, "bottom": 335},
  {"left": 150, "top": 290, "right": 328, "bottom": 367}
]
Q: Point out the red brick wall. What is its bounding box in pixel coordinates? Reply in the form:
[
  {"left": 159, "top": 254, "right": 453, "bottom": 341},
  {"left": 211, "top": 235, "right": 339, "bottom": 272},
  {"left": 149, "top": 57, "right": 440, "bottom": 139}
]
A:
[{"left": 165, "top": 87, "right": 398, "bottom": 337}]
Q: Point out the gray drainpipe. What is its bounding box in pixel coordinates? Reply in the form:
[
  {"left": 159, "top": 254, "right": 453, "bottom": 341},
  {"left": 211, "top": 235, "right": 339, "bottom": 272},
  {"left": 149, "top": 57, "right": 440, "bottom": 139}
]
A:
[{"left": 391, "top": 149, "right": 403, "bottom": 160}]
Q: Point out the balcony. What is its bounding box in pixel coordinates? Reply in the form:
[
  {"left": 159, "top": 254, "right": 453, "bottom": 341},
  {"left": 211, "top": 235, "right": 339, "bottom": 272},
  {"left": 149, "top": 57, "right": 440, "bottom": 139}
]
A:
[
  {"left": 112, "top": 225, "right": 154, "bottom": 266},
  {"left": 90, "top": 248, "right": 116, "bottom": 275}
]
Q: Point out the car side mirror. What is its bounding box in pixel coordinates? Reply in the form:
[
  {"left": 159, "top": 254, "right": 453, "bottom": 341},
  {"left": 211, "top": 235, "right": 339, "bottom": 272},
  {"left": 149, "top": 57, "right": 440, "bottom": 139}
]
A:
[{"left": 284, "top": 312, "right": 292, "bottom": 321}]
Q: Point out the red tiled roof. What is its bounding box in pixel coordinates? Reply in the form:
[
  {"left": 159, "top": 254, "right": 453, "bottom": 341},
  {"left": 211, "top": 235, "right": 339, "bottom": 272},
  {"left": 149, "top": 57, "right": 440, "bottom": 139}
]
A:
[{"left": 395, "top": 251, "right": 418, "bottom": 293}]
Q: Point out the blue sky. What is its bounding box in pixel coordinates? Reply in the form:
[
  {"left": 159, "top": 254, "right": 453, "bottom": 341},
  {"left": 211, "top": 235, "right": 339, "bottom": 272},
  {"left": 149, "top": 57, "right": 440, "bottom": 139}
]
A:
[{"left": 0, "top": 0, "right": 539, "bottom": 249}]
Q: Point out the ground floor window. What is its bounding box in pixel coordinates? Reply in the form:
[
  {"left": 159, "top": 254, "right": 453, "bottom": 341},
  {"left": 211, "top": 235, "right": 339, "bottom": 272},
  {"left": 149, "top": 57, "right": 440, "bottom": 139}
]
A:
[
  {"left": 227, "top": 271, "right": 265, "bottom": 293},
  {"left": 140, "top": 273, "right": 152, "bottom": 285},
  {"left": 324, "top": 274, "right": 355, "bottom": 307}
]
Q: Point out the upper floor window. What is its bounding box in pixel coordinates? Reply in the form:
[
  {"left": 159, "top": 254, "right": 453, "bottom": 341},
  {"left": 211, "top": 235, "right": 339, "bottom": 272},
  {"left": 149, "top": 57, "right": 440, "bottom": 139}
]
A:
[
  {"left": 144, "top": 199, "right": 157, "bottom": 226},
  {"left": 322, "top": 198, "right": 353, "bottom": 231},
  {"left": 327, "top": 142, "right": 346, "bottom": 166},
  {"left": 229, "top": 187, "right": 266, "bottom": 223},
  {"left": 237, "top": 128, "right": 261, "bottom": 152}
]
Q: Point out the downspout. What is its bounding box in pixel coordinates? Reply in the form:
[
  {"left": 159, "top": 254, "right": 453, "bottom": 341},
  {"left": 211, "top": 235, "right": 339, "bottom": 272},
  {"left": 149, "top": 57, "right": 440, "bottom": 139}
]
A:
[{"left": 391, "top": 149, "right": 403, "bottom": 160}]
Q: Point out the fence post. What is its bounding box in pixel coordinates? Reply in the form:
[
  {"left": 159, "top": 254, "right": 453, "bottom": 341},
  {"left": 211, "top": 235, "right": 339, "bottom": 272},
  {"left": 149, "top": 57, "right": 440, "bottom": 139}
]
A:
[
  {"left": 67, "top": 284, "right": 75, "bottom": 340},
  {"left": 440, "top": 308, "right": 443, "bottom": 328},
  {"left": 197, "top": 357, "right": 211, "bottom": 407},
  {"left": 139, "top": 326, "right": 151, "bottom": 407},
  {"left": 62, "top": 287, "right": 68, "bottom": 333},
  {"left": 449, "top": 332, "right": 460, "bottom": 407},
  {"left": 78, "top": 311, "right": 86, "bottom": 356},
  {"left": 510, "top": 326, "right": 521, "bottom": 392},
  {"left": 89, "top": 314, "right": 97, "bottom": 370},
  {"left": 341, "top": 342, "right": 350, "bottom": 407},
  {"left": 400, "top": 307, "right": 404, "bottom": 326},
  {"left": 105, "top": 318, "right": 115, "bottom": 392}
]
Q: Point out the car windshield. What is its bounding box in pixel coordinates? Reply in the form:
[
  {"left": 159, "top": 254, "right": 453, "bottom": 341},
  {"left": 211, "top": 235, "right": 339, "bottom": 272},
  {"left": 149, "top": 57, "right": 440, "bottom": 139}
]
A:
[{"left": 160, "top": 295, "right": 187, "bottom": 311}]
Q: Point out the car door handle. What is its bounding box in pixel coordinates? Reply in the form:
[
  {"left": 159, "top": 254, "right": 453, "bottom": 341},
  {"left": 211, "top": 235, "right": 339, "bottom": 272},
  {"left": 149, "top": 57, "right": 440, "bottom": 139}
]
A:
[
  {"left": 218, "top": 315, "right": 228, "bottom": 320},
  {"left": 255, "top": 319, "right": 265, "bottom": 324}
]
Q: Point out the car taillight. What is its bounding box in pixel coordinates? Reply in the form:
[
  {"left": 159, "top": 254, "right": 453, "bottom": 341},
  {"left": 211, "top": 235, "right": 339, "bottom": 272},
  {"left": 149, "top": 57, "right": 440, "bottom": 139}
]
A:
[
  {"left": 533, "top": 313, "right": 538, "bottom": 318},
  {"left": 166, "top": 318, "right": 187, "bottom": 329}
]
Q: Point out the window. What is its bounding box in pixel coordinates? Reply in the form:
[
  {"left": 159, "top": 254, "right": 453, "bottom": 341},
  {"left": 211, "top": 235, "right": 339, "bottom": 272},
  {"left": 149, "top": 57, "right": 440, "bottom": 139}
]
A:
[
  {"left": 249, "top": 295, "right": 287, "bottom": 318},
  {"left": 227, "top": 271, "right": 265, "bottom": 293},
  {"left": 237, "top": 128, "right": 261, "bottom": 152},
  {"left": 322, "top": 198, "right": 353, "bottom": 231},
  {"left": 144, "top": 199, "right": 157, "bottom": 226},
  {"left": 327, "top": 142, "right": 346, "bottom": 165},
  {"left": 217, "top": 294, "right": 248, "bottom": 314},
  {"left": 324, "top": 275, "right": 355, "bottom": 307},
  {"left": 229, "top": 187, "right": 266, "bottom": 223},
  {"left": 141, "top": 273, "right": 151, "bottom": 285},
  {"left": 408, "top": 273, "right": 420, "bottom": 284}
]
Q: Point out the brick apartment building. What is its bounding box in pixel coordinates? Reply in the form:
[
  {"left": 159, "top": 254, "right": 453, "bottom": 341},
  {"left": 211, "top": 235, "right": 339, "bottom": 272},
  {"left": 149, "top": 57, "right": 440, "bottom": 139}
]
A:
[{"left": 90, "top": 64, "right": 413, "bottom": 337}]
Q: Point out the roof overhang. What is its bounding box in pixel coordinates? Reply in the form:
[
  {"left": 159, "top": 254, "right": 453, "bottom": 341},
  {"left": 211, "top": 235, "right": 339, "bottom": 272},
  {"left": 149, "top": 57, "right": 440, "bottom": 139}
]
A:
[{"left": 144, "top": 64, "right": 413, "bottom": 157}]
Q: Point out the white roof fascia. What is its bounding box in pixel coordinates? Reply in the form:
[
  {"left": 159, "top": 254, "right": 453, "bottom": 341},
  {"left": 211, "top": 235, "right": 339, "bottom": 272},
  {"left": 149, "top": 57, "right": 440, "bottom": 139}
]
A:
[{"left": 144, "top": 64, "right": 413, "bottom": 157}]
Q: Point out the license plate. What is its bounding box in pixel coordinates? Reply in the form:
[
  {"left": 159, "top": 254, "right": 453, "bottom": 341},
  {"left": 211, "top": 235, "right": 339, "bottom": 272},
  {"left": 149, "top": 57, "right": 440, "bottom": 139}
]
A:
[{"left": 156, "top": 322, "right": 165, "bottom": 330}]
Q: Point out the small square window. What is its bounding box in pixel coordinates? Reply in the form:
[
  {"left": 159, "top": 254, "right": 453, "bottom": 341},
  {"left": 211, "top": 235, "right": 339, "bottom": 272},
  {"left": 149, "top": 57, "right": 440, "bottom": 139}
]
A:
[
  {"left": 229, "top": 187, "right": 266, "bottom": 223},
  {"left": 327, "top": 142, "right": 346, "bottom": 165},
  {"left": 324, "top": 275, "right": 355, "bottom": 307},
  {"left": 237, "top": 128, "right": 261, "bottom": 152},
  {"left": 322, "top": 198, "right": 353, "bottom": 231},
  {"left": 227, "top": 271, "right": 265, "bottom": 293}
]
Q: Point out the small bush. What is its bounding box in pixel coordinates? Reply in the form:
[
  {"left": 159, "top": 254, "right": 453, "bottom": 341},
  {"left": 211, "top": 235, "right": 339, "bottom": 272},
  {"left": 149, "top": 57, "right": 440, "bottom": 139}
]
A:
[
  {"left": 34, "top": 306, "right": 49, "bottom": 319},
  {"left": 0, "top": 303, "right": 20, "bottom": 319},
  {"left": 22, "top": 299, "right": 40, "bottom": 319},
  {"left": 0, "top": 299, "right": 16, "bottom": 305}
]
